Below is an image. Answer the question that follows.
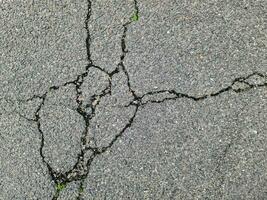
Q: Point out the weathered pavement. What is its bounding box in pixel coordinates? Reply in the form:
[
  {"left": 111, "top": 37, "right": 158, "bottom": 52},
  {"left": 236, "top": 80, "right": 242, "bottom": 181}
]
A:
[{"left": 0, "top": 0, "right": 266, "bottom": 199}]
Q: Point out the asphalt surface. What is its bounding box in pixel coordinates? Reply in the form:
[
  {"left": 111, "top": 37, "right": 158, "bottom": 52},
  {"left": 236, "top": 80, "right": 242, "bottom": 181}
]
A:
[{"left": 0, "top": 0, "right": 266, "bottom": 199}]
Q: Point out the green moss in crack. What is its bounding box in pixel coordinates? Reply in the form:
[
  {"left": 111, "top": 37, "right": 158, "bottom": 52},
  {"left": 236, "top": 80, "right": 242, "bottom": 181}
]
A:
[{"left": 131, "top": 12, "right": 139, "bottom": 22}]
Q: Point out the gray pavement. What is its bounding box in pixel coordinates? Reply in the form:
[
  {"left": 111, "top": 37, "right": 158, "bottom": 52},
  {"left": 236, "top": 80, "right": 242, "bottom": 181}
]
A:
[{"left": 0, "top": 0, "right": 266, "bottom": 199}]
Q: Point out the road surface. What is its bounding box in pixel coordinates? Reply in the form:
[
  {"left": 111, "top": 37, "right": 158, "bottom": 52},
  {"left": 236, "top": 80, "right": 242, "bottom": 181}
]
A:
[{"left": 0, "top": 0, "right": 266, "bottom": 199}]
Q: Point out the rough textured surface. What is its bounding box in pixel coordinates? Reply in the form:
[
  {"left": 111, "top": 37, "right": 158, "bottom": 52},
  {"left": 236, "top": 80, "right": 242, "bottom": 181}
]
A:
[
  {"left": 84, "top": 89, "right": 267, "bottom": 200},
  {"left": 0, "top": 0, "right": 266, "bottom": 199},
  {"left": 0, "top": 0, "right": 88, "bottom": 99},
  {"left": 89, "top": 0, "right": 134, "bottom": 72},
  {"left": 0, "top": 114, "right": 54, "bottom": 199},
  {"left": 125, "top": 0, "right": 266, "bottom": 96},
  {"left": 57, "top": 181, "right": 81, "bottom": 200},
  {"left": 40, "top": 85, "right": 85, "bottom": 173}
]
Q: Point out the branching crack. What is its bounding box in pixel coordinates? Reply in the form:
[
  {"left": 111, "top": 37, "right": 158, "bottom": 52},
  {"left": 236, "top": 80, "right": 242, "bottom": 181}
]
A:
[
  {"left": 20, "top": 0, "right": 140, "bottom": 199},
  {"left": 10, "top": 0, "right": 267, "bottom": 199},
  {"left": 126, "top": 72, "right": 267, "bottom": 107}
]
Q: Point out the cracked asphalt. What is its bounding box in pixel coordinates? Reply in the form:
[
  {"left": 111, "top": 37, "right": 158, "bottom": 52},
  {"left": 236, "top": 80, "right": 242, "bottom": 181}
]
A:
[{"left": 0, "top": 0, "right": 266, "bottom": 199}]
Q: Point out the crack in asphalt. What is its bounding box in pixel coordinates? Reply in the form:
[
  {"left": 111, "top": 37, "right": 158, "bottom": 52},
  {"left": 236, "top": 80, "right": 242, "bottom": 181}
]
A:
[
  {"left": 127, "top": 71, "right": 267, "bottom": 107},
  {"left": 16, "top": 0, "right": 139, "bottom": 199},
  {"left": 119, "top": 0, "right": 140, "bottom": 100},
  {"left": 7, "top": 0, "right": 267, "bottom": 199}
]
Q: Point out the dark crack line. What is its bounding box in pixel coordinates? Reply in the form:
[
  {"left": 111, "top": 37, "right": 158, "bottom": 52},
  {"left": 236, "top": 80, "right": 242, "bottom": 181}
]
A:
[
  {"left": 118, "top": 23, "right": 138, "bottom": 99},
  {"left": 117, "top": 0, "right": 140, "bottom": 100},
  {"left": 85, "top": 0, "right": 93, "bottom": 68},
  {"left": 134, "top": 0, "right": 140, "bottom": 17},
  {"left": 27, "top": 92, "right": 61, "bottom": 187},
  {"left": 125, "top": 72, "right": 267, "bottom": 107},
  {"left": 48, "top": 68, "right": 266, "bottom": 198},
  {"left": 49, "top": 0, "right": 141, "bottom": 185},
  {"left": 12, "top": 0, "right": 267, "bottom": 198},
  {"left": 23, "top": 0, "right": 119, "bottom": 198},
  {"left": 36, "top": 0, "right": 140, "bottom": 198},
  {"left": 65, "top": 72, "right": 267, "bottom": 197},
  {"left": 48, "top": 1, "right": 142, "bottom": 197},
  {"left": 55, "top": 104, "right": 139, "bottom": 184}
]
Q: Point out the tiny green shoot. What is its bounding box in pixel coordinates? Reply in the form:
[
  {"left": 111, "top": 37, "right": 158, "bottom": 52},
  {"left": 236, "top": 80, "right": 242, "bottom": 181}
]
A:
[
  {"left": 131, "top": 12, "right": 139, "bottom": 22},
  {"left": 56, "top": 182, "right": 66, "bottom": 192},
  {"left": 79, "top": 186, "right": 84, "bottom": 193}
]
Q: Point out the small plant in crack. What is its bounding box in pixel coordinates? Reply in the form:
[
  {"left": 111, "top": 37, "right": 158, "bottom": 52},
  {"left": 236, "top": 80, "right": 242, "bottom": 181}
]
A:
[
  {"left": 56, "top": 182, "right": 66, "bottom": 192},
  {"left": 79, "top": 187, "right": 84, "bottom": 194},
  {"left": 79, "top": 185, "right": 84, "bottom": 194},
  {"left": 131, "top": 11, "right": 139, "bottom": 22},
  {"left": 52, "top": 182, "right": 67, "bottom": 199}
]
